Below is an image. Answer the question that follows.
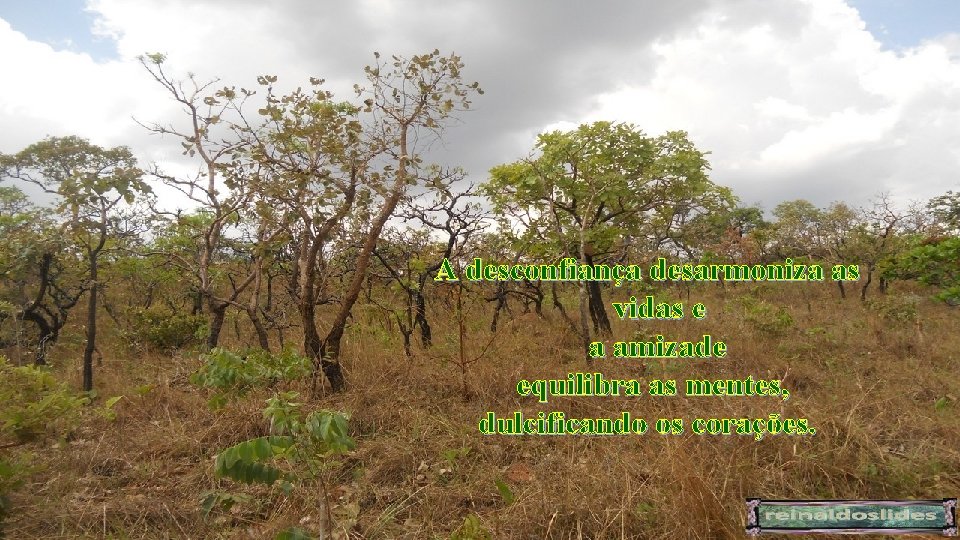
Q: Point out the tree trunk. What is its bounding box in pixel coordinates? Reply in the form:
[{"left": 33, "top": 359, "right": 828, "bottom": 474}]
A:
[
  {"left": 248, "top": 308, "right": 270, "bottom": 350},
  {"left": 22, "top": 311, "right": 54, "bottom": 366},
  {"left": 413, "top": 289, "right": 432, "bottom": 347},
  {"left": 490, "top": 282, "right": 508, "bottom": 333},
  {"left": 577, "top": 230, "right": 592, "bottom": 364},
  {"left": 318, "top": 128, "right": 413, "bottom": 393},
  {"left": 584, "top": 254, "right": 611, "bottom": 336},
  {"left": 860, "top": 267, "right": 874, "bottom": 301},
  {"left": 22, "top": 253, "right": 55, "bottom": 366},
  {"left": 247, "top": 259, "right": 270, "bottom": 351},
  {"left": 82, "top": 252, "right": 98, "bottom": 392},
  {"left": 586, "top": 279, "right": 611, "bottom": 335},
  {"left": 206, "top": 300, "right": 228, "bottom": 350}
]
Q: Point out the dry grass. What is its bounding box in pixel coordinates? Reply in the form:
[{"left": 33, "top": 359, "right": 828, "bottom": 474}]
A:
[{"left": 4, "top": 280, "right": 959, "bottom": 539}]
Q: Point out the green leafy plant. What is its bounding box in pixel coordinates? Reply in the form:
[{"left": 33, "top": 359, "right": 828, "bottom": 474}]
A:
[
  {"left": 275, "top": 527, "right": 314, "bottom": 540},
  {"left": 99, "top": 395, "right": 124, "bottom": 422},
  {"left": 441, "top": 446, "right": 471, "bottom": 469},
  {"left": 865, "top": 294, "right": 920, "bottom": 324},
  {"left": 740, "top": 297, "right": 794, "bottom": 336},
  {"left": 495, "top": 478, "right": 515, "bottom": 505},
  {"left": 0, "top": 356, "right": 87, "bottom": 442},
  {"left": 0, "top": 356, "right": 87, "bottom": 537},
  {"left": 202, "top": 391, "right": 355, "bottom": 536},
  {"left": 189, "top": 347, "right": 312, "bottom": 409},
  {"left": 884, "top": 237, "right": 960, "bottom": 305},
  {"left": 0, "top": 452, "right": 33, "bottom": 539},
  {"left": 199, "top": 491, "right": 254, "bottom": 517},
  {"left": 450, "top": 514, "right": 491, "bottom": 540},
  {"left": 126, "top": 308, "right": 206, "bottom": 352}
]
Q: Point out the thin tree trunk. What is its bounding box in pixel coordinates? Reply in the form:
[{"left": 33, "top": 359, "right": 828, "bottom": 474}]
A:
[
  {"left": 860, "top": 267, "right": 874, "bottom": 301},
  {"left": 318, "top": 129, "right": 412, "bottom": 393},
  {"left": 83, "top": 253, "right": 98, "bottom": 392},
  {"left": 206, "top": 300, "right": 228, "bottom": 350},
  {"left": 413, "top": 289, "right": 431, "bottom": 347},
  {"left": 578, "top": 229, "right": 592, "bottom": 364},
  {"left": 490, "top": 282, "right": 508, "bottom": 333}
]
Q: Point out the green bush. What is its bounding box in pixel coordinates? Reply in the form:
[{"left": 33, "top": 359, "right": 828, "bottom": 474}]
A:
[
  {"left": 190, "top": 348, "right": 313, "bottom": 409},
  {"left": 883, "top": 237, "right": 960, "bottom": 305},
  {"left": 739, "top": 297, "right": 794, "bottom": 336},
  {"left": 0, "top": 356, "right": 87, "bottom": 443},
  {"left": 126, "top": 308, "right": 206, "bottom": 351},
  {"left": 865, "top": 294, "right": 920, "bottom": 324},
  {"left": 0, "top": 356, "right": 87, "bottom": 537}
]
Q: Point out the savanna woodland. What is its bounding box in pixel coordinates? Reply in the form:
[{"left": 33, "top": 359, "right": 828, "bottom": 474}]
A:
[{"left": 1, "top": 51, "right": 958, "bottom": 540}]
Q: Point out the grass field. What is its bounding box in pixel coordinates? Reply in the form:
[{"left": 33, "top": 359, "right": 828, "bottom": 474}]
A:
[{"left": 4, "top": 280, "right": 958, "bottom": 539}]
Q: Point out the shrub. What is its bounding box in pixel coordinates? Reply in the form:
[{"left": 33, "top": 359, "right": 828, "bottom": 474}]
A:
[
  {"left": 189, "top": 347, "right": 313, "bottom": 409},
  {"left": 126, "top": 308, "right": 206, "bottom": 351},
  {"left": 0, "top": 356, "right": 87, "bottom": 443},
  {"left": 0, "top": 356, "right": 87, "bottom": 537},
  {"left": 739, "top": 297, "right": 794, "bottom": 336},
  {"left": 865, "top": 294, "right": 920, "bottom": 324},
  {"left": 201, "top": 391, "right": 355, "bottom": 539}
]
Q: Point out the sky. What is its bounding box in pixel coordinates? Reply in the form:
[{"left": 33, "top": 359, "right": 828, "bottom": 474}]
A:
[{"left": 1, "top": 0, "right": 959, "bottom": 213}]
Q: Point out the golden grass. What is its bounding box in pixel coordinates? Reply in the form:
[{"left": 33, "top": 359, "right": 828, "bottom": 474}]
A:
[{"left": 4, "top": 280, "right": 959, "bottom": 539}]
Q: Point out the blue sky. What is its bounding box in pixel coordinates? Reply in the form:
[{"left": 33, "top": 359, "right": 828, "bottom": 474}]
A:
[
  {"left": 0, "top": 0, "right": 117, "bottom": 61},
  {"left": 849, "top": 0, "right": 960, "bottom": 49}
]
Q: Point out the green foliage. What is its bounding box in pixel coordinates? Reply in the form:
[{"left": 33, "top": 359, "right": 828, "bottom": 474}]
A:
[
  {"left": 126, "top": 308, "right": 206, "bottom": 351},
  {"left": 440, "top": 446, "right": 471, "bottom": 468},
  {"left": 99, "top": 395, "right": 124, "bottom": 422},
  {"left": 0, "top": 357, "right": 87, "bottom": 442},
  {"left": 189, "top": 347, "right": 312, "bottom": 408},
  {"left": 0, "top": 356, "right": 87, "bottom": 536},
  {"left": 0, "top": 451, "right": 33, "bottom": 539},
  {"left": 484, "top": 121, "right": 733, "bottom": 258},
  {"left": 203, "top": 391, "right": 355, "bottom": 530},
  {"left": 275, "top": 527, "right": 314, "bottom": 540},
  {"left": 199, "top": 491, "right": 254, "bottom": 517},
  {"left": 865, "top": 294, "right": 920, "bottom": 324},
  {"left": 450, "top": 514, "right": 492, "bottom": 540},
  {"left": 883, "top": 237, "right": 960, "bottom": 304},
  {"left": 739, "top": 297, "right": 794, "bottom": 336},
  {"left": 934, "top": 396, "right": 953, "bottom": 412},
  {"left": 495, "top": 478, "right": 515, "bottom": 505},
  {"left": 928, "top": 191, "right": 960, "bottom": 233},
  {"left": 213, "top": 435, "right": 295, "bottom": 486}
]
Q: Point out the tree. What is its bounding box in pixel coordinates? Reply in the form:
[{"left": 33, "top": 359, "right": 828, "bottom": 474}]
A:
[
  {"left": 884, "top": 237, "right": 960, "bottom": 304},
  {"left": 1, "top": 136, "right": 150, "bottom": 390},
  {"left": 928, "top": 190, "right": 960, "bottom": 235},
  {"left": 0, "top": 186, "right": 85, "bottom": 365},
  {"left": 241, "top": 50, "right": 482, "bottom": 392},
  {"left": 485, "top": 122, "right": 729, "bottom": 359},
  {"left": 138, "top": 53, "right": 264, "bottom": 350},
  {"left": 372, "top": 170, "right": 487, "bottom": 351}
]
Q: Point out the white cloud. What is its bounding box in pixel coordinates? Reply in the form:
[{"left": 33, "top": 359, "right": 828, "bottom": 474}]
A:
[
  {"left": 1, "top": 0, "right": 959, "bottom": 212},
  {"left": 581, "top": 0, "right": 960, "bottom": 208}
]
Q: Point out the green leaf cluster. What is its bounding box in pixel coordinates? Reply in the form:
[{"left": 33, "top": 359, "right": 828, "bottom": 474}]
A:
[
  {"left": 0, "top": 356, "right": 87, "bottom": 443},
  {"left": 189, "top": 347, "right": 313, "bottom": 409},
  {"left": 450, "top": 514, "right": 491, "bottom": 540},
  {"left": 883, "top": 237, "right": 960, "bottom": 304},
  {"left": 0, "top": 355, "right": 87, "bottom": 537},
  {"left": 203, "top": 392, "right": 355, "bottom": 534},
  {"left": 126, "top": 308, "right": 206, "bottom": 351},
  {"left": 213, "top": 435, "right": 295, "bottom": 486}
]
